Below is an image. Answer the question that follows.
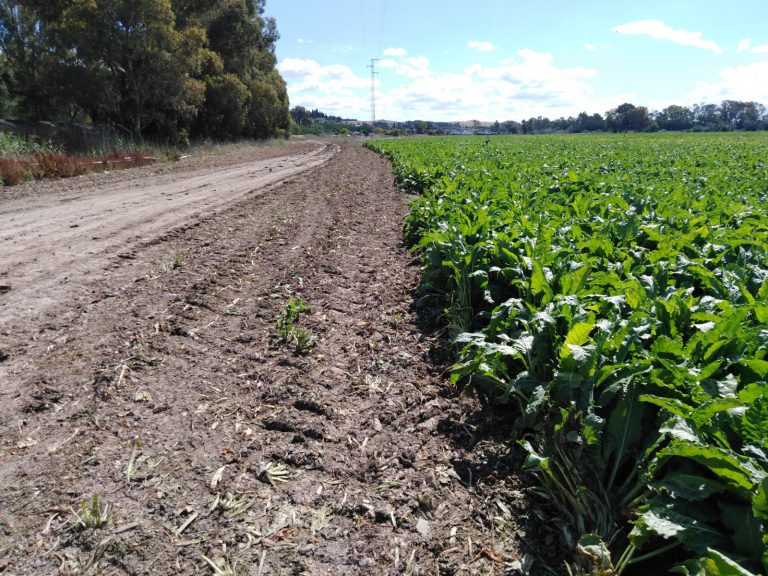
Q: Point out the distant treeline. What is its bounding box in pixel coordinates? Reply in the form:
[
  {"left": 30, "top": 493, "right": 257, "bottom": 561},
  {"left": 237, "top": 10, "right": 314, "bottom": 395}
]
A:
[
  {"left": 432, "top": 100, "right": 768, "bottom": 134},
  {"left": 289, "top": 106, "right": 374, "bottom": 136},
  {"left": 509, "top": 101, "right": 768, "bottom": 134},
  {"left": 295, "top": 100, "right": 768, "bottom": 136},
  {"left": 0, "top": 0, "right": 290, "bottom": 145}
]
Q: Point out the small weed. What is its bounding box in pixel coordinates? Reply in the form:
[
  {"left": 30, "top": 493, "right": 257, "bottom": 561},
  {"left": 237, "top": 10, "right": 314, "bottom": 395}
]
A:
[
  {"left": 63, "top": 536, "right": 114, "bottom": 575},
  {"left": 71, "top": 493, "right": 111, "bottom": 530},
  {"left": 417, "top": 494, "right": 435, "bottom": 512},
  {"left": 202, "top": 555, "right": 239, "bottom": 576},
  {"left": 276, "top": 298, "right": 316, "bottom": 354},
  {"left": 125, "top": 436, "right": 144, "bottom": 480},
  {"left": 174, "top": 509, "right": 199, "bottom": 537},
  {"left": 257, "top": 461, "right": 297, "bottom": 486},
  {"left": 310, "top": 506, "right": 332, "bottom": 536},
  {"left": 211, "top": 492, "right": 256, "bottom": 516},
  {"left": 170, "top": 251, "right": 185, "bottom": 270},
  {"left": 386, "top": 311, "right": 404, "bottom": 327},
  {"left": 224, "top": 298, "right": 241, "bottom": 316},
  {"left": 292, "top": 326, "right": 317, "bottom": 355},
  {"left": 276, "top": 297, "right": 310, "bottom": 342}
]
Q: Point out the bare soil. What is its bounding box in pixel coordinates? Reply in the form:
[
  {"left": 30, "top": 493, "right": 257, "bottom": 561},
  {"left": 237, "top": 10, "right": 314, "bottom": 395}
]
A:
[{"left": 0, "top": 140, "right": 554, "bottom": 575}]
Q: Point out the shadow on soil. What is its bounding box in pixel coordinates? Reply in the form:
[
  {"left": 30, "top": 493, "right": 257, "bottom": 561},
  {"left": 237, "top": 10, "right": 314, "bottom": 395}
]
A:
[{"left": 410, "top": 280, "right": 574, "bottom": 575}]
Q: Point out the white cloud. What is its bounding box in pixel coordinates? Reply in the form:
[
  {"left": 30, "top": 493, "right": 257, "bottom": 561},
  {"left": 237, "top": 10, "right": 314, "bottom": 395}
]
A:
[
  {"left": 383, "top": 47, "right": 407, "bottom": 57},
  {"left": 687, "top": 59, "right": 768, "bottom": 103},
  {"left": 464, "top": 49, "right": 597, "bottom": 82},
  {"left": 398, "top": 56, "right": 431, "bottom": 78},
  {"left": 737, "top": 38, "right": 768, "bottom": 54},
  {"left": 278, "top": 58, "right": 370, "bottom": 101},
  {"left": 738, "top": 38, "right": 751, "bottom": 52},
  {"left": 613, "top": 20, "right": 724, "bottom": 53},
  {"left": 583, "top": 43, "right": 612, "bottom": 53},
  {"left": 467, "top": 40, "right": 494, "bottom": 52},
  {"left": 297, "top": 38, "right": 314, "bottom": 44},
  {"left": 380, "top": 49, "right": 627, "bottom": 121},
  {"left": 280, "top": 50, "right": 631, "bottom": 122},
  {"left": 323, "top": 43, "right": 360, "bottom": 54},
  {"left": 376, "top": 55, "right": 431, "bottom": 78},
  {"left": 279, "top": 58, "right": 322, "bottom": 77}
]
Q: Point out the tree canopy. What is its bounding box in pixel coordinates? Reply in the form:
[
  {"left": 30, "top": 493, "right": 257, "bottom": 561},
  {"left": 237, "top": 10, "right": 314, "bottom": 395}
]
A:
[
  {"left": 497, "top": 99, "right": 768, "bottom": 135},
  {"left": 0, "top": 0, "right": 289, "bottom": 142}
]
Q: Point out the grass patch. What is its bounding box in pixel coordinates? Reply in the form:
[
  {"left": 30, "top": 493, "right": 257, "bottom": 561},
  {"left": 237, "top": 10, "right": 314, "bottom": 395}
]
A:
[{"left": 0, "top": 131, "right": 60, "bottom": 155}]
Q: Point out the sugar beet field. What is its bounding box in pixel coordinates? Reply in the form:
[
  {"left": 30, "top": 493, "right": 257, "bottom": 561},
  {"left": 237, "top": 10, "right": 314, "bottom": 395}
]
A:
[{"left": 367, "top": 133, "right": 768, "bottom": 575}]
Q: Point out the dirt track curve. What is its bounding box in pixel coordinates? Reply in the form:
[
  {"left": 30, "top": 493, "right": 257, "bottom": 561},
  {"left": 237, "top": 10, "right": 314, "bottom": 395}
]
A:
[
  {"left": 0, "top": 140, "right": 336, "bottom": 331},
  {"left": 0, "top": 140, "right": 551, "bottom": 575}
]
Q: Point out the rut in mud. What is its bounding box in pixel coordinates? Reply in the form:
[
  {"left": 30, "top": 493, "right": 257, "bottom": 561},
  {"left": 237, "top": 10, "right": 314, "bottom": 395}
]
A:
[{"left": 0, "top": 142, "right": 554, "bottom": 575}]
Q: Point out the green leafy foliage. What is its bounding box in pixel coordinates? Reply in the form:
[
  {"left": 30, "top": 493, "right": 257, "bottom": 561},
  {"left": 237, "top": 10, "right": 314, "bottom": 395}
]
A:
[
  {"left": 367, "top": 133, "right": 768, "bottom": 574},
  {"left": 0, "top": 0, "right": 289, "bottom": 142},
  {"left": 276, "top": 298, "right": 315, "bottom": 355}
]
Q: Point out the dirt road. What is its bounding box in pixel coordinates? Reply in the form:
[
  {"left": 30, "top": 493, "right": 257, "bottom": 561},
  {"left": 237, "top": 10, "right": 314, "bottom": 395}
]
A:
[
  {"left": 0, "top": 141, "right": 543, "bottom": 575},
  {"left": 0, "top": 140, "right": 335, "bottom": 331}
]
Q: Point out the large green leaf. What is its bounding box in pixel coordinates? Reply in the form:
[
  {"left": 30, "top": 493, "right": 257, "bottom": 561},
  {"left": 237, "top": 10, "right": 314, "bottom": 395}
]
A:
[
  {"left": 658, "top": 415, "right": 702, "bottom": 443},
  {"left": 641, "top": 395, "right": 695, "bottom": 420},
  {"left": 742, "top": 397, "right": 768, "bottom": 447},
  {"left": 758, "top": 277, "right": 768, "bottom": 301},
  {"left": 530, "top": 259, "right": 553, "bottom": 303},
  {"left": 752, "top": 478, "right": 768, "bottom": 521},
  {"left": 658, "top": 469, "right": 728, "bottom": 501},
  {"left": 655, "top": 442, "right": 763, "bottom": 493},
  {"left": 564, "top": 322, "right": 595, "bottom": 348},
  {"left": 720, "top": 502, "right": 763, "bottom": 558},
  {"left": 631, "top": 505, "right": 728, "bottom": 553},
  {"left": 672, "top": 549, "right": 759, "bottom": 576},
  {"left": 741, "top": 360, "right": 768, "bottom": 385},
  {"left": 653, "top": 335, "right": 686, "bottom": 360},
  {"left": 560, "top": 263, "right": 592, "bottom": 295},
  {"left": 691, "top": 398, "right": 750, "bottom": 429}
]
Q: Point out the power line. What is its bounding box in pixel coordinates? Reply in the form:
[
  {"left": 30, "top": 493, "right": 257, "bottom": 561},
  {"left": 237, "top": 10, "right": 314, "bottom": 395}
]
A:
[
  {"left": 377, "top": 0, "right": 386, "bottom": 57},
  {"left": 367, "top": 58, "right": 379, "bottom": 123},
  {"left": 359, "top": 0, "right": 368, "bottom": 63}
]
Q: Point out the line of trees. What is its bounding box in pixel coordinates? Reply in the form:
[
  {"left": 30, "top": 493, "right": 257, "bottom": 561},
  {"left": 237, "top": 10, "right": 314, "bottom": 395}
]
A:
[
  {"left": 495, "top": 100, "right": 768, "bottom": 135},
  {"left": 0, "top": 0, "right": 290, "bottom": 144},
  {"left": 309, "top": 98, "right": 768, "bottom": 138},
  {"left": 289, "top": 106, "right": 375, "bottom": 136}
]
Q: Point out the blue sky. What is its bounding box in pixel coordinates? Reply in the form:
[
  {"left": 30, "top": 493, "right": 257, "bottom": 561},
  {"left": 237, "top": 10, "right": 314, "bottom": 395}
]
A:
[{"left": 268, "top": 1, "right": 768, "bottom": 122}]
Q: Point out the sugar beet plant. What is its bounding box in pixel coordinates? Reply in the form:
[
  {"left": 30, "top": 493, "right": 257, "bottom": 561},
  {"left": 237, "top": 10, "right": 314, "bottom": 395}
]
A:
[
  {"left": 367, "top": 133, "right": 768, "bottom": 574},
  {"left": 277, "top": 297, "right": 316, "bottom": 355}
]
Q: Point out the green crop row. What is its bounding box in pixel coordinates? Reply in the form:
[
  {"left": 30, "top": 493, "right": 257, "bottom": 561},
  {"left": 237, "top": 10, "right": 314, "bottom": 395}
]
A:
[{"left": 367, "top": 133, "right": 768, "bottom": 575}]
